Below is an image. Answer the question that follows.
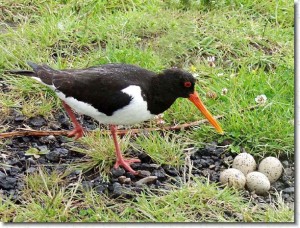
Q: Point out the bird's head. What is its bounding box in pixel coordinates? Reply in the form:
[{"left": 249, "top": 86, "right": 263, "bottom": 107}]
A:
[{"left": 160, "top": 68, "right": 224, "bottom": 134}]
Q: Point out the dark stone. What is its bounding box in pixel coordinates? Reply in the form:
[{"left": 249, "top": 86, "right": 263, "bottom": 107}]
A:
[
  {"left": 112, "top": 183, "right": 123, "bottom": 195},
  {"left": 282, "top": 187, "right": 294, "bottom": 193},
  {"left": 55, "top": 148, "right": 69, "bottom": 157},
  {"left": 26, "top": 167, "right": 36, "bottom": 174},
  {"left": 137, "top": 153, "right": 152, "bottom": 163},
  {"left": 111, "top": 167, "right": 125, "bottom": 177},
  {"left": 37, "top": 145, "right": 48, "bottom": 152},
  {"left": 82, "top": 181, "right": 94, "bottom": 190},
  {"left": 138, "top": 170, "right": 151, "bottom": 177},
  {"left": 9, "top": 167, "right": 20, "bottom": 176},
  {"left": 283, "top": 168, "right": 293, "bottom": 176},
  {"left": 14, "top": 115, "right": 25, "bottom": 122},
  {"left": 130, "top": 163, "right": 142, "bottom": 170},
  {"left": 162, "top": 165, "right": 179, "bottom": 176},
  {"left": 213, "top": 148, "right": 224, "bottom": 156},
  {"left": 192, "top": 159, "right": 202, "bottom": 167},
  {"left": 139, "top": 163, "right": 153, "bottom": 170},
  {"left": 125, "top": 172, "right": 137, "bottom": 180},
  {"left": 111, "top": 178, "right": 119, "bottom": 183},
  {"left": 199, "top": 159, "right": 210, "bottom": 168},
  {"left": 0, "top": 177, "right": 17, "bottom": 190},
  {"left": 37, "top": 157, "right": 47, "bottom": 164},
  {"left": 21, "top": 136, "right": 31, "bottom": 143},
  {"left": 205, "top": 142, "right": 217, "bottom": 152},
  {"left": 95, "top": 184, "right": 108, "bottom": 193},
  {"left": 0, "top": 171, "right": 5, "bottom": 178},
  {"left": 26, "top": 158, "right": 36, "bottom": 166},
  {"left": 190, "top": 154, "right": 200, "bottom": 160},
  {"left": 29, "top": 116, "right": 46, "bottom": 127},
  {"left": 45, "top": 150, "right": 60, "bottom": 162},
  {"left": 151, "top": 168, "right": 167, "bottom": 180}
]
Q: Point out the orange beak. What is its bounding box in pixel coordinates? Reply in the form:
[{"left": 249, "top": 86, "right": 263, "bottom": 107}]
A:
[{"left": 188, "top": 91, "right": 224, "bottom": 134}]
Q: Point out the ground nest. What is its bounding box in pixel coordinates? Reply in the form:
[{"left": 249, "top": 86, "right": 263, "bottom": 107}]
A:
[{"left": 0, "top": 106, "right": 294, "bottom": 211}]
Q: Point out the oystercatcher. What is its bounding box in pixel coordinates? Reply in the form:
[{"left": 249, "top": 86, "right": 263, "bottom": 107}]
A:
[{"left": 9, "top": 62, "right": 223, "bottom": 174}]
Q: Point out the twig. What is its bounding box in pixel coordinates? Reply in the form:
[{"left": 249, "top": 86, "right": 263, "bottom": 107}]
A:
[
  {"left": 116, "top": 114, "right": 224, "bottom": 136},
  {"left": 0, "top": 129, "right": 69, "bottom": 139},
  {"left": 0, "top": 116, "right": 223, "bottom": 139},
  {"left": 0, "top": 105, "right": 260, "bottom": 139}
]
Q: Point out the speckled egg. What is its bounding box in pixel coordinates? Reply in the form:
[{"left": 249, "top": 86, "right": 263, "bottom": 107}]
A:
[
  {"left": 219, "top": 168, "right": 246, "bottom": 190},
  {"left": 232, "top": 152, "right": 257, "bottom": 175},
  {"left": 258, "top": 157, "right": 283, "bottom": 183},
  {"left": 246, "top": 172, "right": 270, "bottom": 194}
]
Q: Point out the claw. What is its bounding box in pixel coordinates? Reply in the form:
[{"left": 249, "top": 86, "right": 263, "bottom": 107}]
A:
[
  {"left": 67, "top": 127, "right": 84, "bottom": 140},
  {"left": 114, "top": 158, "right": 141, "bottom": 175}
]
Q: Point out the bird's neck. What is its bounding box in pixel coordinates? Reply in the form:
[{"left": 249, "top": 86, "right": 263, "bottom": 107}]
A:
[{"left": 147, "top": 76, "right": 178, "bottom": 115}]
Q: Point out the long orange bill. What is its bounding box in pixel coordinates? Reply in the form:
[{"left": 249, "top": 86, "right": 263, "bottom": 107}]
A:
[{"left": 188, "top": 91, "right": 224, "bottom": 134}]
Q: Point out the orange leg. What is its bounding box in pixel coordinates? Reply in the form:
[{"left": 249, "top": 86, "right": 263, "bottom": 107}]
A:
[
  {"left": 110, "top": 125, "right": 140, "bottom": 175},
  {"left": 62, "top": 101, "right": 84, "bottom": 140}
]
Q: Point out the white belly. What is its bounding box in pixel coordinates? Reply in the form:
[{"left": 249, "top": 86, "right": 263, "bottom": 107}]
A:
[{"left": 56, "top": 85, "right": 155, "bottom": 125}]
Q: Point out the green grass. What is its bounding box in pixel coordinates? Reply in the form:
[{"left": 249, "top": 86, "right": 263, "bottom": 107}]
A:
[
  {"left": 0, "top": 0, "right": 294, "bottom": 222},
  {"left": 0, "top": 173, "right": 293, "bottom": 222}
]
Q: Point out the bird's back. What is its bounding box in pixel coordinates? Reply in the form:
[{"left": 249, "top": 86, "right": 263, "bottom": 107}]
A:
[{"left": 13, "top": 63, "right": 156, "bottom": 123}]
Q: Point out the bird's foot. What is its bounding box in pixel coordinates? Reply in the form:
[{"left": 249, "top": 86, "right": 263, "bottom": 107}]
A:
[
  {"left": 67, "top": 127, "right": 84, "bottom": 140},
  {"left": 114, "top": 158, "right": 141, "bottom": 175}
]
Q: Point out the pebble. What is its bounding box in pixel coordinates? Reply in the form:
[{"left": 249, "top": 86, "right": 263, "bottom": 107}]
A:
[
  {"left": 162, "top": 165, "right": 178, "bottom": 176},
  {"left": 282, "top": 160, "right": 289, "bottom": 168},
  {"left": 138, "top": 170, "right": 151, "bottom": 177},
  {"left": 94, "top": 184, "right": 108, "bottom": 194},
  {"left": 26, "top": 167, "right": 36, "bottom": 174},
  {"left": 82, "top": 181, "right": 94, "bottom": 190},
  {"left": 118, "top": 176, "right": 131, "bottom": 184},
  {"left": 111, "top": 167, "right": 125, "bottom": 177},
  {"left": 29, "top": 116, "right": 46, "bottom": 127},
  {"left": 118, "top": 176, "right": 127, "bottom": 183},
  {"left": 56, "top": 148, "right": 69, "bottom": 157},
  {"left": 0, "top": 176, "right": 17, "bottom": 190},
  {"left": 21, "top": 137, "right": 31, "bottom": 143},
  {"left": 135, "top": 176, "right": 158, "bottom": 186},
  {"left": 138, "top": 153, "right": 152, "bottom": 163},
  {"left": 283, "top": 168, "right": 293, "bottom": 176},
  {"left": 45, "top": 150, "right": 59, "bottom": 162},
  {"left": 14, "top": 115, "right": 25, "bottom": 122},
  {"left": 282, "top": 187, "right": 294, "bottom": 193},
  {"left": 151, "top": 168, "right": 167, "bottom": 180},
  {"left": 112, "top": 182, "right": 132, "bottom": 197},
  {"left": 39, "top": 135, "right": 57, "bottom": 144}
]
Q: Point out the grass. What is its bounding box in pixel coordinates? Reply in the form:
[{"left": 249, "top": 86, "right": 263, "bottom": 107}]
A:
[
  {"left": 0, "top": 0, "right": 294, "bottom": 223},
  {"left": 0, "top": 173, "right": 293, "bottom": 222},
  {"left": 132, "top": 131, "right": 191, "bottom": 167}
]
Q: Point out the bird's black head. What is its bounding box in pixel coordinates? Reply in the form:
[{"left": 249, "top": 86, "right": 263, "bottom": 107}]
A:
[
  {"left": 158, "top": 68, "right": 196, "bottom": 98},
  {"left": 153, "top": 67, "right": 224, "bottom": 134}
]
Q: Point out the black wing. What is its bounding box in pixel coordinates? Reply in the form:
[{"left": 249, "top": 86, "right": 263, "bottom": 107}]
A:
[{"left": 30, "top": 63, "right": 155, "bottom": 116}]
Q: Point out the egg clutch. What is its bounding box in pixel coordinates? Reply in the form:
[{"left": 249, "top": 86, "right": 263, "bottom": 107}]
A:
[{"left": 219, "top": 153, "right": 283, "bottom": 195}]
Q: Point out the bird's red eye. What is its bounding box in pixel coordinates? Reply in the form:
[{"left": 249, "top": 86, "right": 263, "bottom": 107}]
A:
[{"left": 184, "top": 81, "right": 192, "bottom": 88}]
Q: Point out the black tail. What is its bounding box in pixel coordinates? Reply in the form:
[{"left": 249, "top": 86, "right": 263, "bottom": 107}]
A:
[
  {"left": 6, "top": 61, "right": 39, "bottom": 77},
  {"left": 6, "top": 70, "right": 35, "bottom": 76}
]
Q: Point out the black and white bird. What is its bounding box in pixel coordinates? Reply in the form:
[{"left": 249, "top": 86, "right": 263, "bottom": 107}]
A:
[{"left": 9, "top": 62, "right": 223, "bottom": 174}]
